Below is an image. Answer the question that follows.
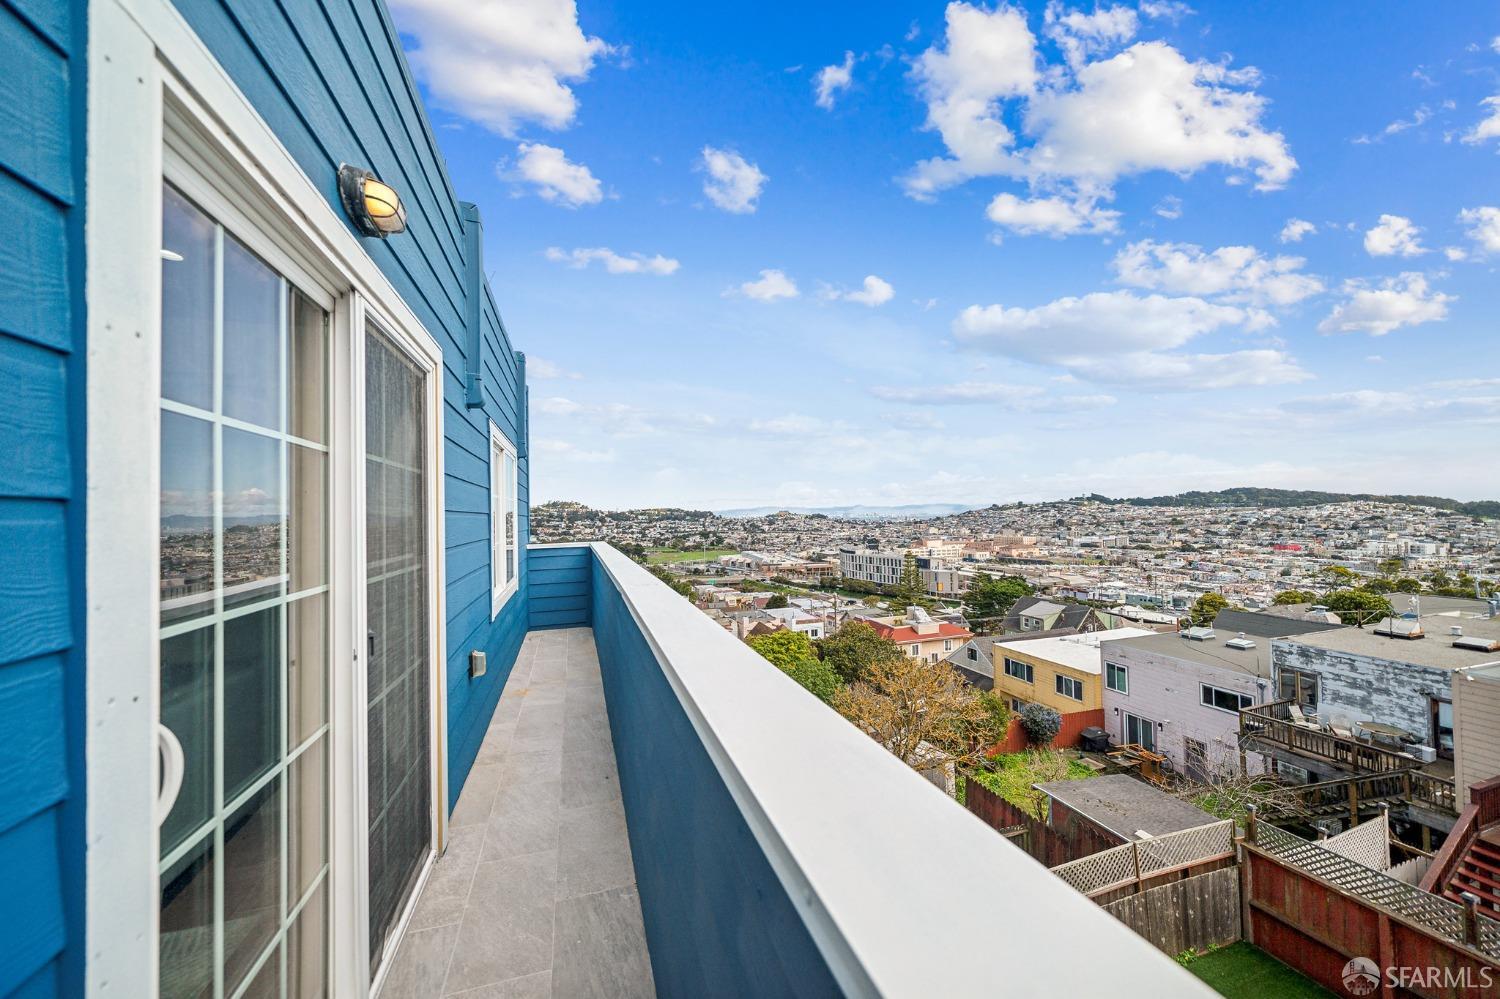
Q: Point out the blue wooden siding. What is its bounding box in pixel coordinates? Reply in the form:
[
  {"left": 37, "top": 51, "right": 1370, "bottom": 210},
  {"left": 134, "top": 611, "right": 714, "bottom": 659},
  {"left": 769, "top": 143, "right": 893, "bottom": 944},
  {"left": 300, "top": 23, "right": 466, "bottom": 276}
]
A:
[
  {"left": 167, "top": 0, "right": 531, "bottom": 808},
  {"left": 528, "top": 545, "right": 593, "bottom": 630},
  {"left": 0, "top": 0, "right": 85, "bottom": 996},
  {"left": 589, "top": 555, "right": 842, "bottom": 997}
]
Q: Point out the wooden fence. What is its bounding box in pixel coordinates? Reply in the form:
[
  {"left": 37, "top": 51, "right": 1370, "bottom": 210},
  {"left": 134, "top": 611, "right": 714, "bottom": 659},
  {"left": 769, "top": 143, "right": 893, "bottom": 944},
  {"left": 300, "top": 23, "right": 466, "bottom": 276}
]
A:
[
  {"left": 1243, "top": 818, "right": 1500, "bottom": 997},
  {"left": 1050, "top": 819, "right": 1236, "bottom": 899},
  {"left": 989, "top": 708, "right": 1105, "bottom": 755},
  {"left": 1103, "top": 867, "right": 1242, "bottom": 958},
  {"left": 964, "top": 779, "right": 1120, "bottom": 867}
]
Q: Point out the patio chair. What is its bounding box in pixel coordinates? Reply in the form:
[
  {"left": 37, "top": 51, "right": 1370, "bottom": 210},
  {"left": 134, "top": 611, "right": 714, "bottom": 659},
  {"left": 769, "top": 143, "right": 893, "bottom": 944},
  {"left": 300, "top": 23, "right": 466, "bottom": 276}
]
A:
[{"left": 1288, "top": 704, "right": 1320, "bottom": 729}]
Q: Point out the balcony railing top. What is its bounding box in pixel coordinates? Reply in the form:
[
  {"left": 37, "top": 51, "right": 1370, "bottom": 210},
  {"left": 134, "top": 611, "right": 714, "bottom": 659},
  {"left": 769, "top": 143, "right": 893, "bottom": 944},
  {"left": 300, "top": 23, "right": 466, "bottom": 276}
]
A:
[
  {"left": 577, "top": 542, "right": 1215, "bottom": 997},
  {"left": 1240, "top": 699, "right": 1424, "bottom": 774}
]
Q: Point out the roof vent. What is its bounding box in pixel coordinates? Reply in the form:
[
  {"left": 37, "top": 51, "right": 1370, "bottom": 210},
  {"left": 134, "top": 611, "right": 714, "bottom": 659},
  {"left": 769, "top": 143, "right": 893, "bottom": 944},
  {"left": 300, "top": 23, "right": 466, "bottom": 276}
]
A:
[
  {"left": 1454, "top": 636, "right": 1500, "bottom": 652},
  {"left": 1450, "top": 625, "right": 1463, "bottom": 637},
  {"left": 1373, "top": 617, "right": 1424, "bottom": 639},
  {"left": 1182, "top": 626, "right": 1216, "bottom": 642},
  {"left": 1225, "top": 636, "right": 1257, "bottom": 650}
]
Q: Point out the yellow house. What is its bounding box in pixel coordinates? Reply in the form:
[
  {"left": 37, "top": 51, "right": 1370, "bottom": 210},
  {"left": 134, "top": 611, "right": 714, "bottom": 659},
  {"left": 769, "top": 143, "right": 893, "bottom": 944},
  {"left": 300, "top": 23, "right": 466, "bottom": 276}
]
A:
[{"left": 992, "top": 628, "right": 1154, "bottom": 714}]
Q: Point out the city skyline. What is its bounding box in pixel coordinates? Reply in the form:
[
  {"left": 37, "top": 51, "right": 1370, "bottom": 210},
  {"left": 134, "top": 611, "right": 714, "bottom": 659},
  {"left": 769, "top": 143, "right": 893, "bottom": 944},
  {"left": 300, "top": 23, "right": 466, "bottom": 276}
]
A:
[{"left": 390, "top": 1, "right": 1500, "bottom": 509}]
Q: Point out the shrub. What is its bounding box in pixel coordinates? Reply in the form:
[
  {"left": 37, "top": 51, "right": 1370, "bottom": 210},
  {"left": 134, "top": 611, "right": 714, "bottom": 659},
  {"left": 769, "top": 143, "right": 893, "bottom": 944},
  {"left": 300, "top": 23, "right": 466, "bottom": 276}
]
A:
[{"left": 1018, "top": 703, "right": 1062, "bottom": 747}]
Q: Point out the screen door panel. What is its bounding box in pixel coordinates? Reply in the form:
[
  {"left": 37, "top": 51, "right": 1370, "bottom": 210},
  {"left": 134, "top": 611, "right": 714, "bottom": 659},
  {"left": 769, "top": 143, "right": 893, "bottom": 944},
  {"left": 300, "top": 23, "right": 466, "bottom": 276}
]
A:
[{"left": 364, "top": 329, "right": 432, "bottom": 973}]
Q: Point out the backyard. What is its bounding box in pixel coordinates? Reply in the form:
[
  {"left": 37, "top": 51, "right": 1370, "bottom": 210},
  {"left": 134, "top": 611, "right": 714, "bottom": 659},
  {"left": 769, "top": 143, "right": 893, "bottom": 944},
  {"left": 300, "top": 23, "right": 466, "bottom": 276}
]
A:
[
  {"left": 1183, "top": 943, "right": 1335, "bottom": 998},
  {"left": 645, "top": 547, "right": 738, "bottom": 564}
]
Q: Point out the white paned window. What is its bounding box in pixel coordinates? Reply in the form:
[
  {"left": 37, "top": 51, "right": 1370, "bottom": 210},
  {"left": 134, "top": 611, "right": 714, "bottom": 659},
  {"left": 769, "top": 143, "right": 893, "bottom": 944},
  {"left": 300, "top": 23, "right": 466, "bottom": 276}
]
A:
[{"left": 490, "top": 424, "right": 519, "bottom": 616}]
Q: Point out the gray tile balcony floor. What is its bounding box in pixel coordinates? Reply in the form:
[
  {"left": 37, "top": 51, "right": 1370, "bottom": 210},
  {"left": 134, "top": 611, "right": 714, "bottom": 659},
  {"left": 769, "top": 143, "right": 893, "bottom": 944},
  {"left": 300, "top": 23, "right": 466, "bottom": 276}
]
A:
[{"left": 379, "top": 627, "right": 657, "bottom": 999}]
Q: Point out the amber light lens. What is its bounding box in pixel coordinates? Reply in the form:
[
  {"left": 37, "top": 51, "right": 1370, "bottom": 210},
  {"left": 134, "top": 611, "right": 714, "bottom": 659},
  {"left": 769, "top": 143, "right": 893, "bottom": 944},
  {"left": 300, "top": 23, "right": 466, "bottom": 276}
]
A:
[{"left": 362, "top": 179, "right": 407, "bottom": 234}]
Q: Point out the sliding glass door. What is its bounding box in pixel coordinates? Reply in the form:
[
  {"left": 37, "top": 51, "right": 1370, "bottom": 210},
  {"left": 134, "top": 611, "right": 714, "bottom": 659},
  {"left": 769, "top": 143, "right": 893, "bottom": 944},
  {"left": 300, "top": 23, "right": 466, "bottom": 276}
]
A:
[
  {"left": 158, "top": 182, "right": 330, "bottom": 998},
  {"left": 364, "top": 328, "right": 433, "bottom": 974}
]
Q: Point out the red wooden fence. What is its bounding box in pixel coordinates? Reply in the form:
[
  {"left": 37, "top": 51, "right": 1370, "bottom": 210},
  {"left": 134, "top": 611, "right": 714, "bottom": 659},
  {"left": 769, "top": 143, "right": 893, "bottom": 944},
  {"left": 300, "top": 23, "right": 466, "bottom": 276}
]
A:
[{"left": 989, "top": 708, "right": 1104, "bottom": 755}]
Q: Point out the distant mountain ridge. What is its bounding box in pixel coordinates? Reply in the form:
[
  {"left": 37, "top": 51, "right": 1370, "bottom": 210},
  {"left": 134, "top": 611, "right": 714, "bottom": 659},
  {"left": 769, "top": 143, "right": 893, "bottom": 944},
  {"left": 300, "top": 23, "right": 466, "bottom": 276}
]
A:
[
  {"left": 1080, "top": 487, "right": 1499, "bottom": 518},
  {"left": 717, "top": 503, "right": 979, "bottom": 520}
]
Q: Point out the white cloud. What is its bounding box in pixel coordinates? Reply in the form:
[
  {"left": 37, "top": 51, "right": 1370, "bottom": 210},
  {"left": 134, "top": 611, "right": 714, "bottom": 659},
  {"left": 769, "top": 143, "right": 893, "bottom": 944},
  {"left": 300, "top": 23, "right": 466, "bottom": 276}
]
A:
[
  {"left": 1279, "top": 218, "right": 1316, "bottom": 243},
  {"left": 872, "top": 381, "right": 1116, "bottom": 409},
  {"left": 1139, "top": 1, "right": 1194, "bottom": 21},
  {"left": 1110, "top": 239, "right": 1324, "bottom": 306},
  {"left": 986, "top": 192, "right": 1120, "bottom": 237},
  {"left": 1363, "top": 214, "right": 1426, "bottom": 257},
  {"left": 1354, "top": 105, "right": 1431, "bottom": 144},
  {"left": 1462, "top": 96, "right": 1500, "bottom": 145},
  {"left": 1043, "top": 2, "right": 1137, "bottom": 69},
  {"left": 699, "top": 147, "right": 768, "bottom": 213},
  {"left": 1459, "top": 206, "right": 1500, "bottom": 252},
  {"left": 953, "top": 290, "right": 1306, "bottom": 388},
  {"left": 903, "top": 4, "right": 1295, "bottom": 201},
  {"left": 1318, "top": 273, "right": 1452, "bottom": 336},
  {"left": 731, "top": 269, "right": 799, "bottom": 302},
  {"left": 536, "top": 439, "right": 614, "bottom": 462},
  {"left": 826, "top": 275, "right": 895, "bottom": 307},
  {"left": 539, "top": 396, "right": 583, "bottom": 415},
  {"left": 1153, "top": 195, "right": 1182, "bottom": 219},
  {"left": 1444, "top": 246, "right": 1468, "bottom": 262},
  {"left": 544, "top": 246, "right": 680, "bottom": 274},
  {"left": 390, "top": 0, "right": 610, "bottom": 135},
  {"left": 815, "top": 51, "right": 856, "bottom": 110},
  {"left": 528, "top": 357, "right": 582, "bottom": 380},
  {"left": 1492, "top": 35, "right": 1500, "bottom": 54},
  {"left": 904, "top": 3, "right": 1039, "bottom": 199},
  {"left": 505, "top": 143, "right": 602, "bottom": 207}
]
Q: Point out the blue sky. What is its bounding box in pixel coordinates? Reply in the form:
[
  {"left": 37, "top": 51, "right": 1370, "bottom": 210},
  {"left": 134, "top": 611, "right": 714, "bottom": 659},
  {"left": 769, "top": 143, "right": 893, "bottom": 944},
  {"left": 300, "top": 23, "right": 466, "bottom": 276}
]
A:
[{"left": 390, "top": 1, "right": 1500, "bottom": 510}]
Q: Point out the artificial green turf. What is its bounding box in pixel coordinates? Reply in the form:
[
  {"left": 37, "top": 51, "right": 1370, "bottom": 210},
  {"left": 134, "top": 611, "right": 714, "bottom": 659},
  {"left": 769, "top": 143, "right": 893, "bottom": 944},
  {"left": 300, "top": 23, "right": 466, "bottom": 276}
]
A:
[{"left": 1183, "top": 942, "right": 1336, "bottom": 998}]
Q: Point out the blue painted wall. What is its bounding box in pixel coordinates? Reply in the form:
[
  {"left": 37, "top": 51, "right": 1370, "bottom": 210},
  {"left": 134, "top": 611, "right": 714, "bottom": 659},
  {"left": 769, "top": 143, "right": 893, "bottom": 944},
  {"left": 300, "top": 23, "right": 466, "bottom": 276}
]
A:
[
  {"left": 0, "top": 0, "right": 85, "bottom": 995},
  {"left": 165, "top": 0, "right": 531, "bottom": 808},
  {"left": 589, "top": 553, "right": 843, "bottom": 998},
  {"left": 527, "top": 545, "right": 593, "bottom": 630}
]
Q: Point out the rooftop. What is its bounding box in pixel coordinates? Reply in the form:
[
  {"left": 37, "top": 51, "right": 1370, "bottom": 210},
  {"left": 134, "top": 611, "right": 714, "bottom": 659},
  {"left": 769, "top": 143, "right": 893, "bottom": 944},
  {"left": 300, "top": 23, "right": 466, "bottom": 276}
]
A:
[
  {"left": 1110, "top": 628, "right": 1276, "bottom": 679},
  {"left": 1212, "top": 607, "right": 1343, "bottom": 639},
  {"left": 1034, "top": 775, "right": 1220, "bottom": 840},
  {"left": 994, "top": 627, "right": 1156, "bottom": 675},
  {"left": 1279, "top": 611, "right": 1500, "bottom": 672}
]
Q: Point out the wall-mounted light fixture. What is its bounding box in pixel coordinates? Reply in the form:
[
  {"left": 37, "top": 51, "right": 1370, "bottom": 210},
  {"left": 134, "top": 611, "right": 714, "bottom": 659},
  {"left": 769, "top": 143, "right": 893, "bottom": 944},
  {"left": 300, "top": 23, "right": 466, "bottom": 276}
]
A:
[{"left": 338, "top": 164, "right": 407, "bottom": 238}]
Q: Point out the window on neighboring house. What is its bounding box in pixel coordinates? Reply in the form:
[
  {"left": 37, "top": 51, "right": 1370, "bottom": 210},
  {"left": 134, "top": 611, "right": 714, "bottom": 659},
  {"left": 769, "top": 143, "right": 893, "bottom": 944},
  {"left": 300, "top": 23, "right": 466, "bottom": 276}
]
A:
[
  {"left": 1106, "top": 662, "right": 1128, "bottom": 694},
  {"left": 1276, "top": 668, "right": 1319, "bottom": 711},
  {"left": 967, "top": 647, "right": 978, "bottom": 662},
  {"left": 1201, "top": 683, "right": 1253, "bottom": 714},
  {"left": 490, "top": 424, "right": 519, "bottom": 616},
  {"left": 910, "top": 644, "right": 920, "bottom": 656},
  {"left": 929, "top": 652, "right": 939, "bottom": 664},
  {"left": 1003, "top": 657, "right": 1034, "bottom": 683},
  {"left": 943, "top": 639, "right": 953, "bottom": 652},
  {"left": 1055, "top": 674, "right": 1084, "bottom": 701}
]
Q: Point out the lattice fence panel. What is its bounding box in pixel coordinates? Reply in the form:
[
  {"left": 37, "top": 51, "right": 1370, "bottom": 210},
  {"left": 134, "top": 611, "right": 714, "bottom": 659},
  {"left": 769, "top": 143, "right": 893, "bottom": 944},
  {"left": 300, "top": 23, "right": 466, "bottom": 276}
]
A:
[
  {"left": 1051, "top": 842, "right": 1136, "bottom": 898},
  {"left": 1137, "top": 820, "right": 1235, "bottom": 877},
  {"left": 1254, "top": 821, "right": 1499, "bottom": 957}
]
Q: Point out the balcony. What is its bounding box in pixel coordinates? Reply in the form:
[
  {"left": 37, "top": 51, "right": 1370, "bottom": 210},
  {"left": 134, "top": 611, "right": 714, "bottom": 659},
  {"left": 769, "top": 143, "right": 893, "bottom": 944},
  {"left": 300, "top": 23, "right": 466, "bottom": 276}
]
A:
[{"left": 379, "top": 543, "right": 1214, "bottom": 997}]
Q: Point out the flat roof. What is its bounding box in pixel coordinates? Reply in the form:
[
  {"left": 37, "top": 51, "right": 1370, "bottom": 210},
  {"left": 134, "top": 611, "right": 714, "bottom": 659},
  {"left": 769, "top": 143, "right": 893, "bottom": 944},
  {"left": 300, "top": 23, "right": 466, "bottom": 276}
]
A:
[
  {"left": 993, "top": 627, "right": 1155, "bottom": 675},
  {"left": 1110, "top": 629, "right": 1274, "bottom": 679},
  {"left": 1281, "top": 612, "right": 1500, "bottom": 672},
  {"left": 1034, "top": 775, "right": 1219, "bottom": 839}
]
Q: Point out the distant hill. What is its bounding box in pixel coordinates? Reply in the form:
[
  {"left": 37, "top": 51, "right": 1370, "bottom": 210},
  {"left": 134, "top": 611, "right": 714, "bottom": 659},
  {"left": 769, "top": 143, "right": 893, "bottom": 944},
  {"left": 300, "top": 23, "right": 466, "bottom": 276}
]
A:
[
  {"left": 1080, "top": 488, "right": 1499, "bottom": 519},
  {"left": 717, "top": 503, "right": 980, "bottom": 520}
]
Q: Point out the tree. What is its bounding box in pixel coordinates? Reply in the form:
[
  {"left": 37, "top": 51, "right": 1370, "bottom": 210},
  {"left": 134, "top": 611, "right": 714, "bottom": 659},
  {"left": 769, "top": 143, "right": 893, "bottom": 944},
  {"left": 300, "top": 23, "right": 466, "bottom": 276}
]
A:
[
  {"left": 1320, "top": 565, "right": 1358, "bottom": 586},
  {"left": 1017, "top": 703, "right": 1062, "bottom": 747},
  {"left": 964, "top": 572, "right": 1034, "bottom": 632},
  {"left": 648, "top": 564, "right": 695, "bottom": 599},
  {"left": 747, "top": 630, "right": 840, "bottom": 703},
  {"left": 1377, "top": 557, "right": 1405, "bottom": 577},
  {"left": 816, "top": 621, "right": 905, "bottom": 684},
  {"left": 1272, "top": 589, "right": 1317, "bottom": 605},
  {"left": 1393, "top": 577, "right": 1423, "bottom": 594},
  {"left": 1322, "top": 588, "right": 1393, "bottom": 627},
  {"left": 1190, "top": 592, "right": 1229, "bottom": 626},
  {"left": 895, "top": 552, "right": 927, "bottom": 607},
  {"left": 833, "top": 656, "right": 995, "bottom": 772},
  {"left": 765, "top": 593, "right": 788, "bottom": 609}
]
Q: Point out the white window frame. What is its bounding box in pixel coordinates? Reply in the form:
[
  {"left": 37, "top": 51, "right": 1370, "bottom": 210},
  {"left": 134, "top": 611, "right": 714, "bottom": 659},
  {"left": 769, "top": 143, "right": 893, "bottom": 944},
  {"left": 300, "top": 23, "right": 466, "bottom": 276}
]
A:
[
  {"left": 1055, "top": 674, "right": 1084, "bottom": 701},
  {"left": 1003, "top": 657, "right": 1034, "bottom": 684},
  {"left": 490, "top": 424, "right": 519, "bottom": 617},
  {"left": 86, "top": 2, "right": 450, "bottom": 995},
  {"left": 1105, "top": 661, "right": 1128, "bottom": 695}
]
